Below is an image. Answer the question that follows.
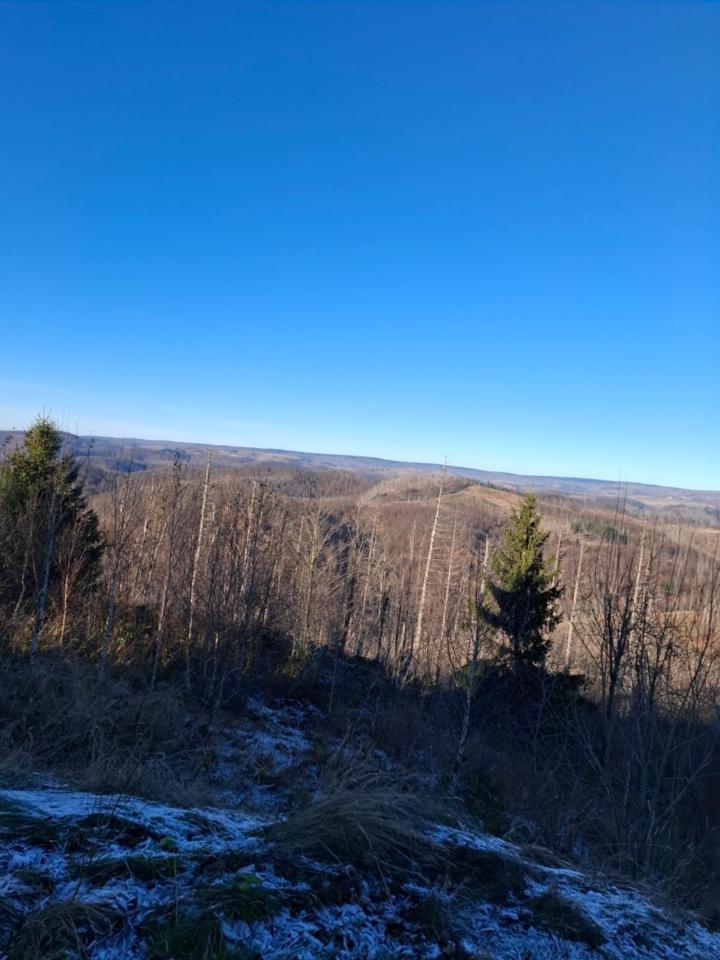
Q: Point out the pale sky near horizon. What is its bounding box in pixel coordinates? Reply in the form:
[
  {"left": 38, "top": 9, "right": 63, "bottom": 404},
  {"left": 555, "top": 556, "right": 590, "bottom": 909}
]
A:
[{"left": 1, "top": 2, "right": 718, "bottom": 489}]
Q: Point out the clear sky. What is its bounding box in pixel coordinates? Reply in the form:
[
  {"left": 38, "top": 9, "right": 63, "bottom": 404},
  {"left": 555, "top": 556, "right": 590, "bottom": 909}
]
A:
[{"left": 1, "top": 2, "right": 718, "bottom": 489}]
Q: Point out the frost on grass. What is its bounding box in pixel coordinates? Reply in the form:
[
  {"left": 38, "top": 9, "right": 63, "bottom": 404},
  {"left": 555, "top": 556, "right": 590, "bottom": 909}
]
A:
[
  {"left": 0, "top": 697, "right": 719, "bottom": 959},
  {"left": 210, "top": 696, "right": 319, "bottom": 813}
]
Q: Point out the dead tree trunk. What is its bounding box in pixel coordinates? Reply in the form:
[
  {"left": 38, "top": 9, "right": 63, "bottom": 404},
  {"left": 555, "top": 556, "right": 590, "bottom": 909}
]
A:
[
  {"left": 355, "top": 512, "right": 377, "bottom": 656},
  {"left": 151, "top": 462, "right": 183, "bottom": 689},
  {"left": 437, "top": 511, "right": 458, "bottom": 676},
  {"left": 413, "top": 466, "right": 445, "bottom": 665},
  {"left": 564, "top": 540, "right": 584, "bottom": 670},
  {"left": 186, "top": 451, "right": 212, "bottom": 691},
  {"left": 452, "top": 534, "right": 490, "bottom": 790}
]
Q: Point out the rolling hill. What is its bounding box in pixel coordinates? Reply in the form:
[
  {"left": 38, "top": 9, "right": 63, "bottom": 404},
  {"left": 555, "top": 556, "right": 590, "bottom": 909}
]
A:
[{"left": 2, "top": 429, "right": 719, "bottom": 527}]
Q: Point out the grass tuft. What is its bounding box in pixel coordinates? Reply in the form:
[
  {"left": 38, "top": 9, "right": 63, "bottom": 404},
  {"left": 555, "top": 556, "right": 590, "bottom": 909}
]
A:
[
  {"left": 0, "top": 797, "right": 62, "bottom": 848},
  {"left": 405, "top": 890, "right": 454, "bottom": 942},
  {"left": 194, "top": 849, "right": 255, "bottom": 878},
  {"left": 527, "top": 889, "right": 606, "bottom": 947},
  {"left": 146, "top": 905, "right": 252, "bottom": 959},
  {"left": 266, "top": 753, "right": 441, "bottom": 876},
  {"left": 65, "top": 811, "right": 159, "bottom": 851},
  {"left": 11, "top": 866, "right": 56, "bottom": 894},
  {"left": 182, "top": 811, "right": 232, "bottom": 839},
  {"left": 72, "top": 853, "right": 182, "bottom": 885},
  {"left": 6, "top": 899, "right": 120, "bottom": 960},
  {"left": 444, "top": 845, "right": 530, "bottom": 905}
]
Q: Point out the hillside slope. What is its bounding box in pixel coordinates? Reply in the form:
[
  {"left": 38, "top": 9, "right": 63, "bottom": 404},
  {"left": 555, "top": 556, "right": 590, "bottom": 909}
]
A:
[
  {"left": 2, "top": 430, "right": 719, "bottom": 525},
  {"left": 1, "top": 697, "right": 717, "bottom": 960}
]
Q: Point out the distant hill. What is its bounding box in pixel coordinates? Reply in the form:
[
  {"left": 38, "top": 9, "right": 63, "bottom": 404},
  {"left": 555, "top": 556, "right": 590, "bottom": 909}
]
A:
[{"left": 2, "top": 429, "right": 719, "bottom": 526}]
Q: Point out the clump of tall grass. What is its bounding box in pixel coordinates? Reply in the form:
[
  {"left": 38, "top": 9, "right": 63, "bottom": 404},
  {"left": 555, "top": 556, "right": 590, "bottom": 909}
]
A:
[
  {"left": 0, "top": 656, "right": 212, "bottom": 803},
  {"left": 7, "top": 900, "right": 121, "bottom": 960},
  {"left": 266, "top": 750, "right": 446, "bottom": 876}
]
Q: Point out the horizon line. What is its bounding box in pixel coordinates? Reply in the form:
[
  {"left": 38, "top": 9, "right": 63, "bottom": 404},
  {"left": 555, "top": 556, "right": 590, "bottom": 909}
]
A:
[{"left": 2, "top": 425, "right": 718, "bottom": 497}]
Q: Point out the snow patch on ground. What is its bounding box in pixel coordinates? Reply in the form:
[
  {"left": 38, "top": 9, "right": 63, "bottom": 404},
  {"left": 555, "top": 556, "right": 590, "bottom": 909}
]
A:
[{"left": 0, "top": 697, "right": 718, "bottom": 959}]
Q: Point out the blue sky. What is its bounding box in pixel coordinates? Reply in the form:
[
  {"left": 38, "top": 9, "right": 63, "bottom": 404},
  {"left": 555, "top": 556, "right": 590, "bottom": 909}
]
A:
[{"left": 1, "top": 2, "right": 718, "bottom": 488}]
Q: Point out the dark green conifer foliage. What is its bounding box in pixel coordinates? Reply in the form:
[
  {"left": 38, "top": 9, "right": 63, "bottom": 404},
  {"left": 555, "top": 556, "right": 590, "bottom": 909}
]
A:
[
  {"left": 0, "top": 417, "right": 103, "bottom": 630},
  {"left": 486, "top": 494, "right": 562, "bottom": 669}
]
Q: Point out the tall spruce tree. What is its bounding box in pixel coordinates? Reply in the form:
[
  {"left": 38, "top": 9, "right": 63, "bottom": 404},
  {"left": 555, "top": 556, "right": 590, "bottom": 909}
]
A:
[
  {"left": 486, "top": 494, "right": 562, "bottom": 669},
  {"left": 0, "top": 417, "right": 103, "bottom": 643}
]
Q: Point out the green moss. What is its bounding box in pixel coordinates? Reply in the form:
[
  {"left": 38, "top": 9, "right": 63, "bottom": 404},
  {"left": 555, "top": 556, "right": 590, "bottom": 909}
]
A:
[
  {"left": 196, "top": 872, "right": 281, "bottom": 922},
  {"left": 146, "top": 907, "right": 254, "bottom": 960}
]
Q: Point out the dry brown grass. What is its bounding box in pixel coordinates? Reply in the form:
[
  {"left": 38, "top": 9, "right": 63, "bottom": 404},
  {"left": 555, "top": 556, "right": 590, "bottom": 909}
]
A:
[
  {"left": 7, "top": 900, "right": 120, "bottom": 960},
  {"left": 0, "top": 657, "right": 213, "bottom": 804},
  {"left": 267, "top": 751, "right": 446, "bottom": 876}
]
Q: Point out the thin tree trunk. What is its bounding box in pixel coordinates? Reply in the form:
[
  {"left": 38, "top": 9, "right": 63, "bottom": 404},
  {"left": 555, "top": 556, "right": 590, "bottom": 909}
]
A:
[
  {"left": 130, "top": 478, "right": 156, "bottom": 604},
  {"left": 554, "top": 531, "right": 562, "bottom": 585},
  {"left": 241, "top": 480, "right": 257, "bottom": 590},
  {"left": 186, "top": 451, "right": 212, "bottom": 691},
  {"left": 99, "top": 473, "right": 131, "bottom": 681},
  {"left": 414, "top": 467, "right": 445, "bottom": 660},
  {"left": 632, "top": 522, "right": 647, "bottom": 625},
  {"left": 564, "top": 540, "right": 584, "bottom": 670},
  {"left": 452, "top": 534, "right": 490, "bottom": 789},
  {"left": 59, "top": 572, "right": 71, "bottom": 645},
  {"left": 151, "top": 463, "right": 182, "bottom": 689},
  {"left": 356, "top": 512, "right": 377, "bottom": 656},
  {"left": 438, "top": 511, "right": 458, "bottom": 676},
  {"left": 98, "top": 569, "right": 118, "bottom": 682}
]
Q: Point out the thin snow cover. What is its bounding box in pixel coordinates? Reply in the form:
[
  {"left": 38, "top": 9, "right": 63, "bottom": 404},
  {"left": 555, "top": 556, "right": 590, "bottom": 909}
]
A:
[
  {"left": 244, "top": 696, "right": 317, "bottom": 766},
  {"left": 1, "top": 696, "right": 720, "bottom": 959},
  {"left": 245, "top": 899, "right": 430, "bottom": 960},
  {"left": 429, "top": 821, "right": 520, "bottom": 858},
  {"left": 210, "top": 696, "right": 320, "bottom": 811},
  {"left": 429, "top": 822, "right": 720, "bottom": 959},
  {"left": 0, "top": 786, "right": 267, "bottom": 852}
]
